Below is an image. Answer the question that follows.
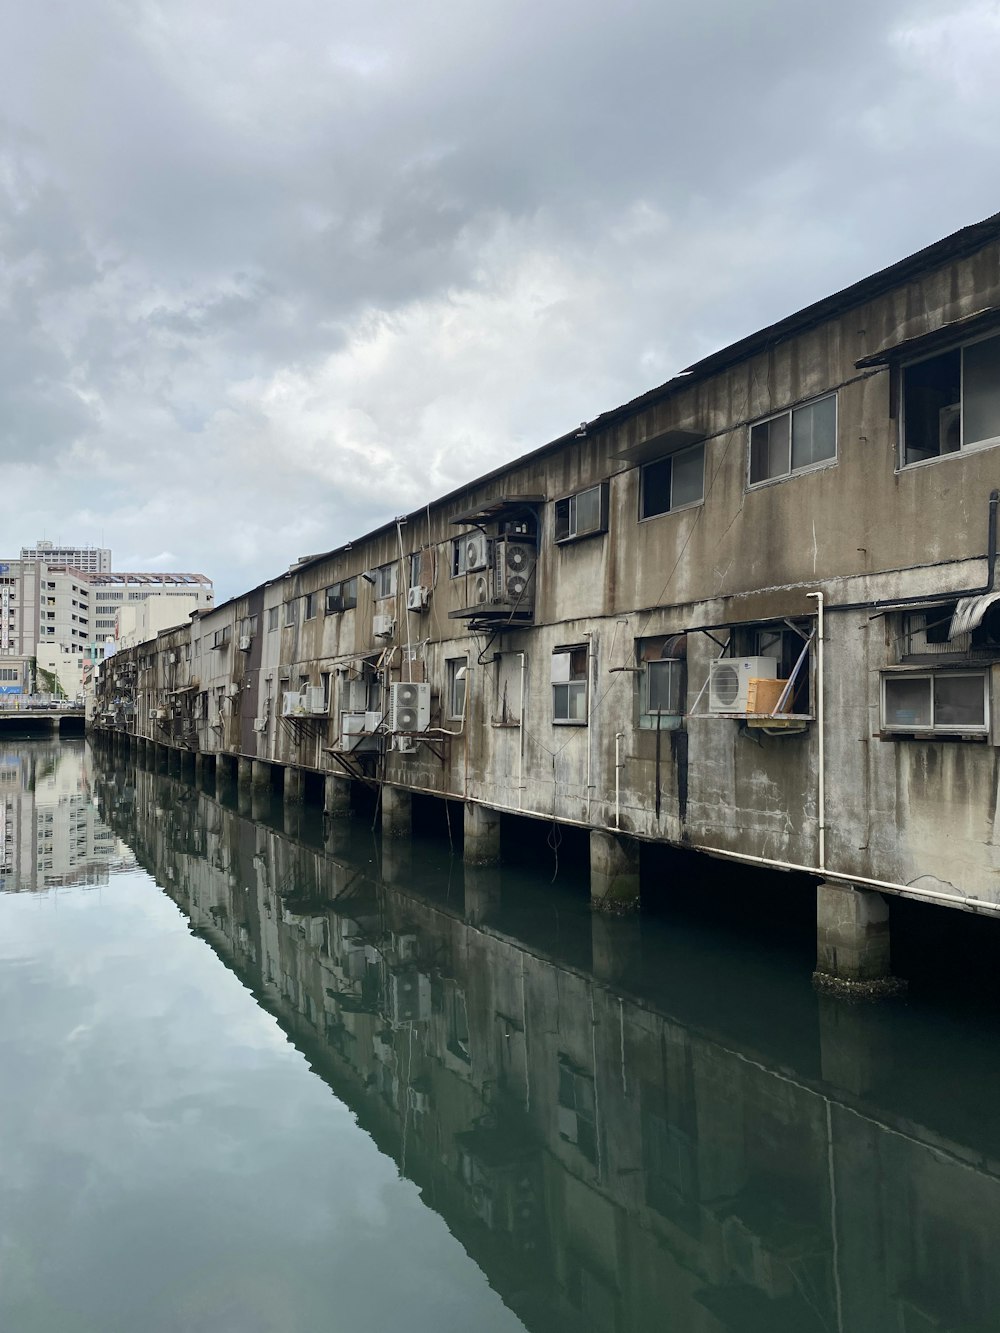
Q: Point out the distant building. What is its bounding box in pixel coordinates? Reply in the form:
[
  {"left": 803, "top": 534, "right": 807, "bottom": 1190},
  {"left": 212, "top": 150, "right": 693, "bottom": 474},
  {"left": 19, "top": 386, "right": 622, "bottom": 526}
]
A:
[
  {"left": 89, "top": 573, "right": 214, "bottom": 642},
  {"left": 19, "top": 540, "right": 111, "bottom": 574}
]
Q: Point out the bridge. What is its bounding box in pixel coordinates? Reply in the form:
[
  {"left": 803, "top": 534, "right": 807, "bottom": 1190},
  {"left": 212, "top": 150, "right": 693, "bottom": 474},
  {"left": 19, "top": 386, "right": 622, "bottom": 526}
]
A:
[{"left": 0, "top": 703, "right": 86, "bottom": 735}]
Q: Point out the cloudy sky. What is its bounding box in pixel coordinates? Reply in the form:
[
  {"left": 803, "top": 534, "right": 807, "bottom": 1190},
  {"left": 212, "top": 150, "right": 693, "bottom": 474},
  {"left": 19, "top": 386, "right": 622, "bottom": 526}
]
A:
[{"left": 2, "top": 0, "right": 998, "bottom": 598}]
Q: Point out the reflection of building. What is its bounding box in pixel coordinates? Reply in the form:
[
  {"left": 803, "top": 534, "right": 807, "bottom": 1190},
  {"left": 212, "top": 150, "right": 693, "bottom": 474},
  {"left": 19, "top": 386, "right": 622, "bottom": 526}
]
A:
[
  {"left": 101, "top": 760, "right": 1000, "bottom": 1333},
  {"left": 0, "top": 743, "right": 135, "bottom": 891}
]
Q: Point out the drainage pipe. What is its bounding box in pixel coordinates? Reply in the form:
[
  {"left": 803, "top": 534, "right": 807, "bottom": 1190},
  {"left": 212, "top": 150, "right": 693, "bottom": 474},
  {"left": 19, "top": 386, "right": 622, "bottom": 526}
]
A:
[
  {"left": 614, "top": 732, "right": 624, "bottom": 830},
  {"left": 807, "top": 591, "right": 825, "bottom": 871}
]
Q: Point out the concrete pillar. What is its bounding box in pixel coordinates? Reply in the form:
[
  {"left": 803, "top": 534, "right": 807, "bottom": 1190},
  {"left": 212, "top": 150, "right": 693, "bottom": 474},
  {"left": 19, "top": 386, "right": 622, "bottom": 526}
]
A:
[
  {"left": 590, "top": 829, "right": 640, "bottom": 913},
  {"left": 814, "top": 881, "right": 904, "bottom": 997},
  {"left": 817, "top": 994, "right": 894, "bottom": 1094},
  {"left": 464, "top": 802, "right": 501, "bottom": 865},
  {"left": 381, "top": 785, "right": 411, "bottom": 839},
  {"left": 591, "top": 914, "right": 642, "bottom": 983},
  {"left": 251, "top": 759, "right": 271, "bottom": 791},
  {"left": 464, "top": 865, "right": 502, "bottom": 925},
  {"left": 284, "top": 766, "right": 305, "bottom": 805},
  {"left": 324, "top": 774, "right": 352, "bottom": 818},
  {"left": 155, "top": 745, "right": 169, "bottom": 774},
  {"left": 194, "top": 752, "right": 206, "bottom": 785},
  {"left": 180, "top": 750, "right": 195, "bottom": 779},
  {"left": 237, "top": 756, "right": 253, "bottom": 789}
]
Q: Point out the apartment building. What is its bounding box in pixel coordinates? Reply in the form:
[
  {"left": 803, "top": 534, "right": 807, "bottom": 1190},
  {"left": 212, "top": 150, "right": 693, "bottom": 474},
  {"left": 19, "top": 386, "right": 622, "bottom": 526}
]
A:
[
  {"left": 92, "top": 211, "right": 1000, "bottom": 983},
  {"left": 19, "top": 540, "right": 111, "bottom": 574}
]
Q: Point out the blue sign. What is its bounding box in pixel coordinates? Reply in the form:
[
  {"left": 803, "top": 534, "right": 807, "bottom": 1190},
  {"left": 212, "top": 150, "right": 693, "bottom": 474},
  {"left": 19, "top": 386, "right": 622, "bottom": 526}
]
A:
[{"left": 0, "top": 686, "right": 22, "bottom": 695}]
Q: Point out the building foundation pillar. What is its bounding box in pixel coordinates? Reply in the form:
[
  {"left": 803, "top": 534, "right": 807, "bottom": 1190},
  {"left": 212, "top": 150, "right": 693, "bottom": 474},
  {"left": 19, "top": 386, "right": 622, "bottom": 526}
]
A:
[
  {"left": 284, "top": 766, "right": 304, "bottom": 804},
  {"left": 463, "top": 802, "right": 501, "bottom": 865},
  {"left": 324, "top": 775, "right": 352, "bottom": 818},
  {"left": 590, "top": 829, "right": 640, "bottom": 913},
  {"left": 251, "top": 759, "right": 270, "bottom": 791},
  {"left": 381, "top": 785, "right": 412, "bottom": 840},
  {"left": 813, "top": 881, "right": 904, "bottom": 998},
  {"left": 237, "top": 756, "right": 253, "bottom": 789}
]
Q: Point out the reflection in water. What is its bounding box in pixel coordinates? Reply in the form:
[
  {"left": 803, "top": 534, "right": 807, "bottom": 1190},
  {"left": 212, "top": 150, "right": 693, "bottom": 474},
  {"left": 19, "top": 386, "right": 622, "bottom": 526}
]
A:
[
  {"left": 0, "top": 741, "right": 135, "bottom": 890},
  {"left": 76, "top": 752, "right": 1000, "bottom": 1333}
]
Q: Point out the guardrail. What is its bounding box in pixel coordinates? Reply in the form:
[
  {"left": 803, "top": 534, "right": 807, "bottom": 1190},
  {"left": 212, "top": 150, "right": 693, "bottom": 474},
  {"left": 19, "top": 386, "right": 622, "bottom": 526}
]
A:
[{"left": 0, "top": 700, "right": 85, "bottom": 712}]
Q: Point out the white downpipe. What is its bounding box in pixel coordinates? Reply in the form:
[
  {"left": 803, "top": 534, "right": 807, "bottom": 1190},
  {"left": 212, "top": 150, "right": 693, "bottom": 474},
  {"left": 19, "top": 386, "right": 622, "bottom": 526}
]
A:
[
  {"left": 517, "top": 652, "right": 526, "bottom": 810},
  {"left": 807, "top": 591, "right": 826, "bottom": 871},
  {"left": 614, "top": 732, "right": 624, "bottom": 829},
  {"left": 585, "top": 631, "right": 596, "bottom": 818}
]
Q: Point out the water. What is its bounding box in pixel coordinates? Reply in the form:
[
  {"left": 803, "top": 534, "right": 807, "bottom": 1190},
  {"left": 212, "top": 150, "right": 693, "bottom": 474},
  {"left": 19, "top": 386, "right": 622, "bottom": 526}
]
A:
[{"left": 2, "top": 740, "right": 999, "bottom": 1332}]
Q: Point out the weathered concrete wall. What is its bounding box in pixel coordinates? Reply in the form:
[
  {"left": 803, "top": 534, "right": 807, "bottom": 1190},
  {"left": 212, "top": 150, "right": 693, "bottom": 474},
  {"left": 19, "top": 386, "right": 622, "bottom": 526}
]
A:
[{"left": 90, "top": 228, "right": 1000, "bottom": 907}]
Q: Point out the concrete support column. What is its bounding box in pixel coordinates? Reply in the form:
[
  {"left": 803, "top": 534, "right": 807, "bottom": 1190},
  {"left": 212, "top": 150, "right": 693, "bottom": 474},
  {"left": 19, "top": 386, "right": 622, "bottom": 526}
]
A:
[
  {"left": 590, "top": 829, "right": 640, "bottom": 913},
  {"left": 194, "top": 752, "right": 206, "bottom": 785},
  {"left": 324, "top": 775, "right": 352, "bottom": 818},
  {"left": 463, "top": 802, "right": 501, "bottom": 866},
  {"left": 180, "top": 750, "right": 195, "bottom": 779},
  {"left": 464, "top": 865, "right": 502, "bottom": 925},
  {"left": 381, "top": 785, "right": 412, "bottom": 840},
  {"left": 814, "top": 881, "right": 904, "bottom": 997},
  {"left": 251, "top": 759, "right": 270, "bottom": 791},
  {"left": 155, "top": 745, "right": 168, "bottom": 774},
  {"left": 591, "top": 915, "right": 642, "bottom": 983},
  {"left": 284, "top": 766, "right": 305, "bottom": 805},
  {"left": 237, "top": 756, "right": 253, "bottom": 789}
]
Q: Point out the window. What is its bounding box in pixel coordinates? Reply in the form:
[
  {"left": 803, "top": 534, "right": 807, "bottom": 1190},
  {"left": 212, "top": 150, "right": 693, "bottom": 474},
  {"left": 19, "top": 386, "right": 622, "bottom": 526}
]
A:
[
  {"left": 268, "top": 607, "right": 279, "bottom": 631},
  {"left": 284, "top": 600, "right": 298, "bottom": 627},
  {"left": 882, "top": 672, "right": 988, "bottom": 735},
  {"left": 557, "top": 1055, "right": 597, "bottom": 1163},
  {"left": 446, "top": 658, "right": 468, "bottom": 720},
  {"left": 902, "top": 332, "right": 1000, "bottom": 466},
  {"left": 326, "top": 578, "right": 358, "bottom": 613},
  {"left": 749, "top": 622, "right": 812, "bottom": 713},
  {"left": 555, "top": 482, "right": 609, "bottom": 543},
  {"left": 637, "top": 636, "right": 685, "bottom": 729},
  {"left": 374, "top": 563, "right": 396, "bottom": 598},
  {"left": 552, "top": 646, "right": 588, "bottom": 724},
  {"left": 304, "top": 592, "right": 317, "bottom": 620},
  {"left": 640, "top": 443, "right": 705, "bottom": 518},
  {"left": 211, "top": 626, "right": 231, "bottom": 649},
  {"left": 749, "top": 394, "right": 837, "bottom": 485}
]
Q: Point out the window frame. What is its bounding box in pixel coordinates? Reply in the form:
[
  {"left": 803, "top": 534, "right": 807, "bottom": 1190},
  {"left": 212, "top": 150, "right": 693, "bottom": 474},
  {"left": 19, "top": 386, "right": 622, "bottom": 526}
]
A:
[
  {"left": 284, "top": 600, "right": 298, "bottom": 628},
  {"left": 554, "top": 481, "right": 610, "bottom": 544},
  {"left": 639, "top": 442, "right": 705, "bottom": 521},
  {"left": 551, "top": 645, "right": 589, "bottom": 725},
  {"left": 900, "top": 328, "right": 1000, "bottom": 468},
  {"left": 446, "top": 657, "right": 468, "bottom": 721},
  {"left": 304, "top": 592, "right": 318, "bottom": 620},
  {"left": 880, "top": 669, "right": 989, "bottom": 736},
  {"left": 747, "top": 392, "right": 838, "bottom": 488},
  {"left": 373, "top": 563, "right": 397, "bottom": 599},
  {"left": 326, "top": 577, "right": 358, "bottom": 614},
  {"left": 267, "top": 607, "right": 279, "bottom": 632}
]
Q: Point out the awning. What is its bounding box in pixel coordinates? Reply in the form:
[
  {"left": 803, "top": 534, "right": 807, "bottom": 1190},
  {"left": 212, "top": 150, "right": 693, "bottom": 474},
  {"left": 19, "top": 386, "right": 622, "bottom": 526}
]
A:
[
  {"left": 449, "top": 495, "right": 546, "bottom": 526},
  {"left": 950, "top": 590, "right": 1000, "bottom": 639},
  {"left": 616, "top": 428, "right": 704, "bottom": 465},
  {"left": 856, "top": 306, "right": 1000, "bottom": 369}
]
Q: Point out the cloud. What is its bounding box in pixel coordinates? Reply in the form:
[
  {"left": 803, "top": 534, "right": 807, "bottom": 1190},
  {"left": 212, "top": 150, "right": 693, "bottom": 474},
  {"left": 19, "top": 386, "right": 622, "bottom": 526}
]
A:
[{"left": 1, "top": 0, "right": 999, "bottom": 597}]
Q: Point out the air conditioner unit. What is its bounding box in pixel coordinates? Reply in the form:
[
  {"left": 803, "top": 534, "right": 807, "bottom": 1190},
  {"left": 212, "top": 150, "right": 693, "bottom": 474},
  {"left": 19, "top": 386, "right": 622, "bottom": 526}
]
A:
[
  {"left": 340, "top": 711, "right": 378, "bottom": 752},
  {"left": 387, "top": 967, "right": 432, "bottom": 1025},
  {"left": 407, "top": 1087, "right": 431, "bottom": 1114},
  {"left": 464, "top": 532, "right": 489, "bottom": 571},
  {"left": 253, "top": 717, "right": 268, "bottom": 733},
  {"left": 494, "top": 541, "right": 536, "bottom": 604},
  {"left": 282, "top": 690, "right": 304, "bottom": 717},
  {"left": 168, "top": 652, "right": 177, "bottom": 664},
  {"left": 406, "top": 585, "right": 429, "bottom": 612},
  {"left": 472, "top": 573, "right": 490, "bottom": 605},
  {"left": 304, "top": 685, "right": 327, "bottom": 714},
  {"left": 149, "top": 708, "right": 163, "bottom": 720},
  {"left": 227, "top": 682, "right": 240, "bottom": 697},
  {"left": 708, "top": 657, "right": 777, "bottom": 713},
  {"left": 373, "top": 613, "right": 395, "bottom": 640},
  {"left": 238, "top": 635, "right": 252, "bottom": 651},
  {"left": 390, "top": 681, "right": 430, "bottom": 733}
]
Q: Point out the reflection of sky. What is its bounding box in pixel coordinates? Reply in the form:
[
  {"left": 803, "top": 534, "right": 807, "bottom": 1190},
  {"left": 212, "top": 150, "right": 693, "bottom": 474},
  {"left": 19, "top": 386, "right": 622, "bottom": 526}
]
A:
[{"left": 0, "top": 876, "right": 525, "bottom": 1333}]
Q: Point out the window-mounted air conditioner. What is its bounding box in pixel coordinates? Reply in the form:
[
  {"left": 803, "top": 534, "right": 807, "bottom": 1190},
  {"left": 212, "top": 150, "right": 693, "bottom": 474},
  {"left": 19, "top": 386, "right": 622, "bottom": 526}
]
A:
[
  {"left": 390, "top": 680, "right": 430, "bottom": 733},
  {"left": 494, "top": 541, "right": 536, "bottom": 605},
  {"left": 406, "top": 585, "right": 429, "bottom": 612},
  {"left": 373, "top": 613, "right": 395, "bottom": 640},
  {"left": 238, "top": 635, "right": 252, "bottom": 651},
  {"left": 304, "top": 685, "right": 327, "bottom": 714},
  {"left": 707, "top": 657, "right": 777, "bottom": 714},
  {"left": 464, "top": 532, "right": 489, "bottom": 572}
]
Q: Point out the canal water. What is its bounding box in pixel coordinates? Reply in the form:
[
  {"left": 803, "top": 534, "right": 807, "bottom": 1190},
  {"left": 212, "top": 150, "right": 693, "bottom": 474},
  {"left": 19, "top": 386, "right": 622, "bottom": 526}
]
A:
[{"left": 2, "top": 738, "right": 999, "bottom": 1332}]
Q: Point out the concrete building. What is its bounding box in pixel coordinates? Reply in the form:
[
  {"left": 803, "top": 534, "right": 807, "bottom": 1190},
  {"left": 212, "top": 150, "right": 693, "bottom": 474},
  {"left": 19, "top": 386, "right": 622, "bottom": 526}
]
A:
[
  {"left": 92, "top": 210, "right": 1000, "bottom": 989},
  {"left": 19, "top": 539, "right": 111, "bottom": 574}
]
